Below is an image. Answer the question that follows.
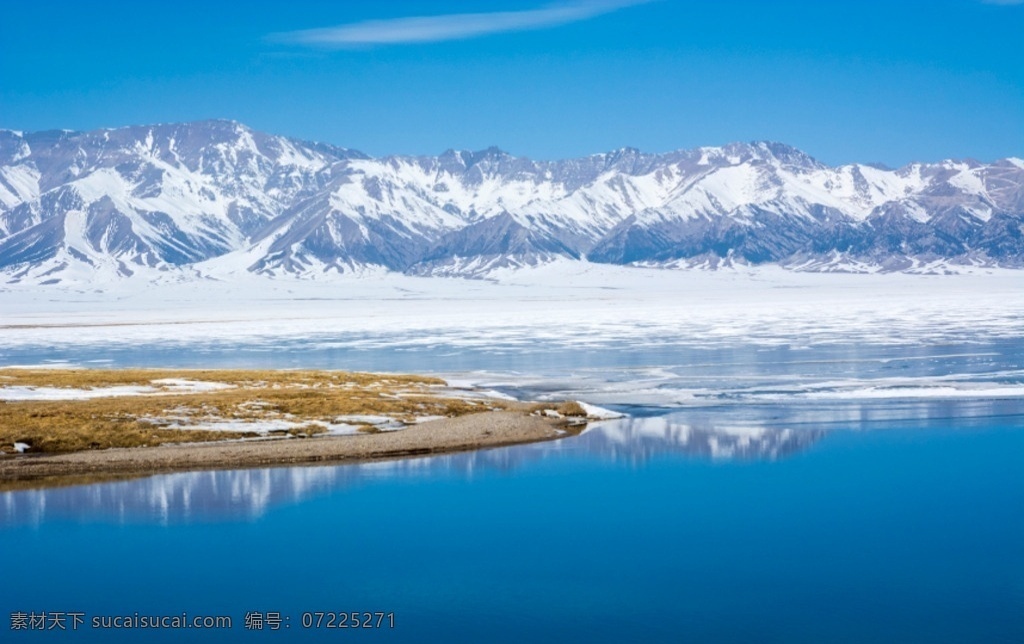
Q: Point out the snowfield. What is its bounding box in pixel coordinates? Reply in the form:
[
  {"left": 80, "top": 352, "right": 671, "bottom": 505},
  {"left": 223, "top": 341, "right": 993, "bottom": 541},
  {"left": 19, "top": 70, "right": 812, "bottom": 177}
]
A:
[{"left": 0, "top": 263, "right": 1020, "bottom": 353}]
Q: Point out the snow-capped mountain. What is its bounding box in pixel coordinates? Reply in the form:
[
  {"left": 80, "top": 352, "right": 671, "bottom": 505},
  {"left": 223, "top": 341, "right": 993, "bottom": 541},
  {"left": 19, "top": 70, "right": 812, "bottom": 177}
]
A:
[
  {"left": 0, "top": 121, "right": 357, "bottom": 281},
  {"left": 0, "top": 120, "right": 1021, "bottom": 283}
]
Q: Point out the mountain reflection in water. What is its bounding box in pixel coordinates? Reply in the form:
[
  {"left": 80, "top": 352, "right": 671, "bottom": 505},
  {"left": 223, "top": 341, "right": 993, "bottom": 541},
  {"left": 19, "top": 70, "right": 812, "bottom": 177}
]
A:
[{"left": 1, "top": 416, "right": 820, "bottom": 526}]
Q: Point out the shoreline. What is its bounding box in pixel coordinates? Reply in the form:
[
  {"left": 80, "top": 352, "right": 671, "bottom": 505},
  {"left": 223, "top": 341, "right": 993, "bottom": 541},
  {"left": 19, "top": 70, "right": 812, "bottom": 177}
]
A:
[{"left": 0, "top": 409, "right": 582, "bottom": 491}]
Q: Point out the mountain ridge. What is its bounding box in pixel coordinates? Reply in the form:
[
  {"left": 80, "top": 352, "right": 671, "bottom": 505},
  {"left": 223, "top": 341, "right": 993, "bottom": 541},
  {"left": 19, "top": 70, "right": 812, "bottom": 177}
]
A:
[{"left": 1, "top": 120, "right": 1021, "bottom": 284}]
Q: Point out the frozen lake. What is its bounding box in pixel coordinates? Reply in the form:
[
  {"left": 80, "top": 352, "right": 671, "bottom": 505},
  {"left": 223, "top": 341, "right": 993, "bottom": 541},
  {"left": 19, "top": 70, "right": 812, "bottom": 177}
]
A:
[{"left": 1, "top": 267, "right": 1022, "bottom": 642}]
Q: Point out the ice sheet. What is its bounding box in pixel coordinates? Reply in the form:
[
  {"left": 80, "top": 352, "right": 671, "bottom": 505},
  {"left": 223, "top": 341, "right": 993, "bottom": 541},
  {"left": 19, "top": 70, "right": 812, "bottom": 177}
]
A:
[{"left": 1, "top": 266, "right": 1021, "bottom": 353}]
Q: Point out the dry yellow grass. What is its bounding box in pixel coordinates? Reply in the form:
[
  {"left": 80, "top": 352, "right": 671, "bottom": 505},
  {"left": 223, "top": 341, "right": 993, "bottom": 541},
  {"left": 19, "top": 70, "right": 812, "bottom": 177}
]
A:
[
  {"left": 0, "top": 368, "right": 445, "bottom": 389},
  {"left": 0, "top": 368, "right": 506, "bottom": 454}
]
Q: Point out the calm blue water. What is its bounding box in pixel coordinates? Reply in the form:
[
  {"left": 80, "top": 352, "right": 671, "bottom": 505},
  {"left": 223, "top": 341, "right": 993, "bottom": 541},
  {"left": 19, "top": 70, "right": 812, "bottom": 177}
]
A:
[{"left": 2, "top": 337, "right": 1023, "bottom": 642}]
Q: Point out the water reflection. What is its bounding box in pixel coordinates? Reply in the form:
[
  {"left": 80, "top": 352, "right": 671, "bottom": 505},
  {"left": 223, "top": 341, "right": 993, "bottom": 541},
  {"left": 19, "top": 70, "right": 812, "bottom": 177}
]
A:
[
  {"left": 0, "top": 418, "right": 819, "bottom": 526},
  {"left": 583, "top": 416, "right": 823, "bottom": 462},
  {"left": 0, "top": 450, "right": 532, "bottom": 527},
  {"left": 3, "top": 395, "right": 1022, "bottom": 526}
]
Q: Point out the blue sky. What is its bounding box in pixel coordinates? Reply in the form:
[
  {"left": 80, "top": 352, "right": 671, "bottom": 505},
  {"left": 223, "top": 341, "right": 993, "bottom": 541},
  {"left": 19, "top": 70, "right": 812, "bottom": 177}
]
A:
[{"left": 1, "top": 0, "right": 1021, "bottom": 165}]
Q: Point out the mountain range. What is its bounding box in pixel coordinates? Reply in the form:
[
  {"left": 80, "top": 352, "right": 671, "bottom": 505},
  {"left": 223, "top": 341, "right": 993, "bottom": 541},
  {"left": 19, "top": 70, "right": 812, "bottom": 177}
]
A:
[{"left": 1, "top": 119, "right": 1021, "bottom": 284}]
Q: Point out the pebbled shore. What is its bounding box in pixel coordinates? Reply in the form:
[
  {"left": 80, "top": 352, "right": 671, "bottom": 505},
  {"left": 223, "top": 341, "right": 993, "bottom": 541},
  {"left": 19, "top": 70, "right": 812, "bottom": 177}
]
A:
[{"left": 0, "top": 409, "right": 581, "bottom": 491}]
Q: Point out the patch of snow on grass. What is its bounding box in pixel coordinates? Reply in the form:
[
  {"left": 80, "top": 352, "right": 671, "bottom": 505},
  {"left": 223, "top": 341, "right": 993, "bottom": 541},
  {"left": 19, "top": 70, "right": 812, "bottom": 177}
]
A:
[
  {"left": 0, "top": 385, "right": 155, "bottom": 401},
  {"left": 578, "top": 402, "right": 626, "bottom": 420},
  {"left": 151, "top": 378, "right": 235, "bottom": 393},
  {"left": 333, "top": 415, "right": 405, "bottom": 430},
  {"left": 144, "top": 418, "right": 368, "bottom": 437},
  {"left": 408, "top": 415, "right": 448, "bottom": 424},
  {"left": 0, "top": 380, "right": 235, "bottom": 401}
]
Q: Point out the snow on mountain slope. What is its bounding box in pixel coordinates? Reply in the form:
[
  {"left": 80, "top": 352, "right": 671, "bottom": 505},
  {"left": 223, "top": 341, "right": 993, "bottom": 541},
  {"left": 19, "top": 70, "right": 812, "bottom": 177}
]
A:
[
  {"left": 587, "top": 147, "right": 1024, "bottom": 268},
  {"left": 0, "top": 120, "right": 1021, "bottom": 284},
  {"left": 0, "top": 121, "right": 357, "bottom": 282}
]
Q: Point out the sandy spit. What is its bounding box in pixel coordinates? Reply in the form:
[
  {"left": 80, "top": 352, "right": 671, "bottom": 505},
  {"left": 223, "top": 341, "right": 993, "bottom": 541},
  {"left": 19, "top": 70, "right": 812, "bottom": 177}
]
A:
[{"left": 0, "top": 410, "right": 579, "bottom": 491}]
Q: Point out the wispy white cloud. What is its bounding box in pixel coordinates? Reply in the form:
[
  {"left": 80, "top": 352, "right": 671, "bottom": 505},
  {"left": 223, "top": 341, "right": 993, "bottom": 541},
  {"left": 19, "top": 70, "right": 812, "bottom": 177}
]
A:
[
  {"left": 979, "top": 0, "right": 1024, "bottom": 5},
  {"left": 271, "top": 0, "right": 653, "bottom": 48}
]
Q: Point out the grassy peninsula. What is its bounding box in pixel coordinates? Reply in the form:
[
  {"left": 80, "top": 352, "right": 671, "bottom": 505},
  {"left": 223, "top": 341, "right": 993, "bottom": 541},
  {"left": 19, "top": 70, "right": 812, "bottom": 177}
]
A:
[{"left": 0, "top": 368, "right": 588, "bottom": 489}]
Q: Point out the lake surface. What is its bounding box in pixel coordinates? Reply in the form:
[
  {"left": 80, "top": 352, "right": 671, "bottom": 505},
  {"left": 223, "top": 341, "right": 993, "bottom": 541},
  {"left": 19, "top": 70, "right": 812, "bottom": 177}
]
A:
[{"left": 2, "top": 335, "right": 1023, "bottom": 642}]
